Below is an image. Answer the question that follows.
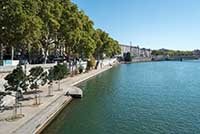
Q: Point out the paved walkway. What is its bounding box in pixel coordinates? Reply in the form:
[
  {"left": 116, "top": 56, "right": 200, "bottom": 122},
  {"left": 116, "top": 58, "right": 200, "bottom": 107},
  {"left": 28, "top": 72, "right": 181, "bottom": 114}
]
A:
[{"left": 0, "top": 65, "right": 113, "bottom": 134}]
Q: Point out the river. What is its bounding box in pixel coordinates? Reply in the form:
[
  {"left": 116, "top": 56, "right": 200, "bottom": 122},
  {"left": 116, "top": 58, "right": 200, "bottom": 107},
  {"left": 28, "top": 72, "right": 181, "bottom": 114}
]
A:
[{"left": 43, "top": 61, "right": 200, "bottom": 134}]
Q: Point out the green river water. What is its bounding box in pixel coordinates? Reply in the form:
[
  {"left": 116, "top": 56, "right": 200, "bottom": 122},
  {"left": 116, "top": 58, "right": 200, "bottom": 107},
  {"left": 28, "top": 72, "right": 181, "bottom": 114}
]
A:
[{"left": 43, "top": 61, "right": 200, "bottom": 134}]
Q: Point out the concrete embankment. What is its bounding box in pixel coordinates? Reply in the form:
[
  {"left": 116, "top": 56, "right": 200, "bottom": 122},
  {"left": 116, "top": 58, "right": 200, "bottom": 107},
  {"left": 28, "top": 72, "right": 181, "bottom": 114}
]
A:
[
  {"left": 132, "top": 57, "right": 152, "bottom": 62},
  {"left": 35, "top": 96, "right": 73, "bottom": 134},
  {"left": 121, "top": 57, "right": 152, "bottom": 64},
  {"left": 35, "top": 65, "right": 115, "bottom": 134},
  {"left": 0, "top": 59, "right": 117, "bottom": 134}
]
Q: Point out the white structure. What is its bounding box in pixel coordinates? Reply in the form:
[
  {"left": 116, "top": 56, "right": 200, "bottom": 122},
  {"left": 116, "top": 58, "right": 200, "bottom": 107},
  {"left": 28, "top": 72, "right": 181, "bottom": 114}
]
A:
[
  {"left": 120, "top": 44, "right": 151, "bottom": 58},
  {"left": 130, "top": 46, "right": 140, "bottom": 57},
  {"left": 140, "top": 48, "right": 152, "bottom": 58},
  {"left": 120, "top": 44, "right": 131, "bottom": 56}
]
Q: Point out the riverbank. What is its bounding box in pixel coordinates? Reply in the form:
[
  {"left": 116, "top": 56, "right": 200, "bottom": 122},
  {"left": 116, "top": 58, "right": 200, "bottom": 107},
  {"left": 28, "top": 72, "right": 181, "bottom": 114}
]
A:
[
  {"left": 0, "top": 61, "right": 117, "bottom": 134},
  {"left": 121, "top": 57, "right": 152, "bottom": 64},
  {"left": 42, "top": 61, "right": 200, "bottom": 134},
  {"left": 121, "top": 57, "right": 200, "bottom": 64}
]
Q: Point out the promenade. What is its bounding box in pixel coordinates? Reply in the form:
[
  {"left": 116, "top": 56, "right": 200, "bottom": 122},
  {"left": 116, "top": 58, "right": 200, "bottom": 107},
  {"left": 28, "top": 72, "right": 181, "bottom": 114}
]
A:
[{"left": 0, "top": 63, "right": 114, "bottom": 134}]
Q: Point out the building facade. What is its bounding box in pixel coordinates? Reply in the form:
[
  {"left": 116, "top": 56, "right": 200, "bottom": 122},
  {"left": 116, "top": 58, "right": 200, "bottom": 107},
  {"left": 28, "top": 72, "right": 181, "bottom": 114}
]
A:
[
  {"left": 120, "top": 44, "right": 151, "bottom": 58},
  {"left": 120, "top": 44, "right": 131, "bottom": 56}
]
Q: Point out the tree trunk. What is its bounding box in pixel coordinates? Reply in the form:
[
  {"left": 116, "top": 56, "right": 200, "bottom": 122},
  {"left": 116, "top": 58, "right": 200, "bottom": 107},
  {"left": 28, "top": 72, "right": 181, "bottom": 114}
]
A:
[
  {"left": 59, "top": 45, "right": 61, "bottom": 58},
  {"left": 69, "top": 61, "right": 72, "bottom": 75},
  {"left": 72, "top": 59, "right": 74, "bottom": 76},
  {"left": 44, "top": 49, "right": 48, "bottom": 64},
  {"left": 43, "top": 35, "right": 49, "bottom": 64},
  {"left": 0, "top": 43, "right": 3, "bottom": 60},
  {"left": 24, "top": 63, "right": 27, "bottom": 76},
  {"left": 11, "top": 46, "right": 14, "bottom": 61},
  {"left": 0, "top": 44, "right": 3, "bottom": 66},
  {"left": 27, "top": 44, "right": 31, "bottom": 64},
  {"left": 75, "top": 60, "right": 78, "bottom": 74}
]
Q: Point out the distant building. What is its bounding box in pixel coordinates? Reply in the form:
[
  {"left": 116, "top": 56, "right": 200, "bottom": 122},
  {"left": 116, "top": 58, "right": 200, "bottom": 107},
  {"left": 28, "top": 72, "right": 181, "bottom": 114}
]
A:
[
  {"left": 120, "top": 44, "right": 151, "bottom": 58},
  {"left": 130, "top": 46, "right": 140, "bottom": 57},
  {"left": 120, "top": 44, "right": 131, "bottom": 56},
  {"left": 143, "top": 49, "right": 152, "bottom": 58}
]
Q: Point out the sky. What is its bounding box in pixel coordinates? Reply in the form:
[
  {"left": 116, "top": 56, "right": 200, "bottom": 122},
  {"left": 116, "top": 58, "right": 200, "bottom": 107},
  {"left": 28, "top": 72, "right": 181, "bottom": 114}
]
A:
[{"left": 72, "top": 0, "right": 200, "bottom": 50}]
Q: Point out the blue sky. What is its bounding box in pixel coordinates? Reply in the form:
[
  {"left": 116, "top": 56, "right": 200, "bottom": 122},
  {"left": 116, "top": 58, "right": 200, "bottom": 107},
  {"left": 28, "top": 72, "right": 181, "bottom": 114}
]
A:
[{"left": 72, "top": 0, "right": 200, "bottom": 50}]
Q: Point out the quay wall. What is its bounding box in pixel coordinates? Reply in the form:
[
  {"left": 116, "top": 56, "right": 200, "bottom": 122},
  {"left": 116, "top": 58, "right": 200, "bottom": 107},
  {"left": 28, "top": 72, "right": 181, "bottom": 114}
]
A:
[
  {"left": 0, "top": 58, "right": 118, "bottom": 134},
  {"left": 34, "top": 58, "right": 118, "bottom": 134},
  {"left": 132, "top": 57, "right": 152, "bottom": 62},
  {"left": 121, "top": 57, "right": 152, "bottom": 64}
]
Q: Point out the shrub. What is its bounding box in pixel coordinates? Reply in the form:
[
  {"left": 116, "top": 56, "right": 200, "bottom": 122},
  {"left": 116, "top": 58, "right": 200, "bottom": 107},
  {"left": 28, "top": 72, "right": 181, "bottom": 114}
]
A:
[
  {"left": 4, "top": 65, "right": 28, "bottom": 116},
  {"left": 4, "top": 65, "right": 28, "bottom": 95},
  {"left": 49, "top": 63, "right": 69, "bottom": 90},
  {"left": 78, "top": 65, "right": 84, "bottom": 74},
  {"left": 124, "top": 52, "right": 132, "bottom": 62},
  {"left": 86, "top": 56, "right": 96, "bottom": 71},
  {"left": 28, "top": 66, "right": 47, "bottom": 105}
]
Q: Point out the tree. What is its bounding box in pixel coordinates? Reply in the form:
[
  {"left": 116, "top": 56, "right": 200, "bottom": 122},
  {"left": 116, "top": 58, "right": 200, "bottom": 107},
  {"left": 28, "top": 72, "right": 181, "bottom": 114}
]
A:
[
  {"left": 93, "top": 29, "right": 103, "bottom": 59},
  {"left": 78, "top": 65, "right": 84, "bottom": 74},
  {"left": 59, "top": 2, "right": 96, "bottom": 75},
  {"left": 39, "top": 0, "right": 63, "bottom": 64},
  {"left": 4, "top": 65, "right": 28, "bottom": 97},
  {"left": 0, "top": 0, "right": 121, "bottom": 64},
  {"left": 47, "top": 67, "right": 55, "bottom": 96},
  {"left": 28, "top": 66, "right": 47, "bottom": 105},
  {"left": 77, "top": 32, "right": 96, "bottom": 58},
  {"left": 151, "top": 49, "right": 193, "bottom": 57},
  {"left": 124, "top": 52, "right": 132, "bottom": 62},
  {"left": 86, "top": 55, "right": 96, "bottom": 71},
  {"left": 111, "top": 40, "right": 121, "bottom": 56},
  {"left": 4, "top": 65, "right": 28, "bottom": 117},
  {"left": 50, "top": 63, "right": 69, "bottom": 90},
  {"left": 93, "top": 29, "right": 121, "bottom": 59},
  {"left": 75, "top": 11, "right": 96, "bottom": 58},
  {"left": 0, "top": 0, "right": 24, "bottom": 60},
  {"left": 0, "top": 0, "right": 43, "bottom": 61},
  {"left": 21, "top": 0, "right": 43, "bottom": 63}
]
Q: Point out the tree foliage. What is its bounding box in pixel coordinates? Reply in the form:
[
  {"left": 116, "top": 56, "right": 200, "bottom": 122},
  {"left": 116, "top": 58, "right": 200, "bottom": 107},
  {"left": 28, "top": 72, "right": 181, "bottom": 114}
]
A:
[
  {"left": 4, "top": 65, "right": 28, "bottom": 93},
  {"left": 152, "top": 49, "right": 193, "bottom": 56},
  {"left": 0, "top": 0, "right": 42, "bottom": 49},
  {"left": 28, "top": 66, "right": 47, "bottom": 90},
  {"left": 28, "top": 66, "right": 47, "bottom": 104},
  {"left": 86, "top": 55, "right": 96, "bottom": 70},
  {"left": 124, "top": 52, "right": 132, "bottom": 62},
  {"left": 49, "top": 63, "right": 69, "bottom": 90},
  {"left": 93, "top": 29, "right": 121, "bottom": 59},
  {"left": 0, "top": 0, "right": 121, "bottom": 62},
  {"left": 49, "top": 63, "right": 69, "bottom": 81}
]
